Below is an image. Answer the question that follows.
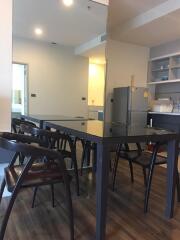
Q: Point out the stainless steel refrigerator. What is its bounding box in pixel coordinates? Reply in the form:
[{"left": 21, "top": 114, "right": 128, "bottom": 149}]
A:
[{"left": 112, "top": 87, "right": 148, "bottom": 126}]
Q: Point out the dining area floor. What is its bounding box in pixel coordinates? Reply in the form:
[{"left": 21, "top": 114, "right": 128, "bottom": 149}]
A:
[{"left": 1, "top": 156, "right": 180, "bottom": 240}]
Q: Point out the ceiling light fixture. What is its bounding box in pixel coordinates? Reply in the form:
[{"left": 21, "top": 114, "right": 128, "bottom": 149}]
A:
[
  {"left": 34, "top": 28, "right": 43, "bottom": 36},
  {"left": 62, "top": 0, "right": 74, "bottom": 7}
]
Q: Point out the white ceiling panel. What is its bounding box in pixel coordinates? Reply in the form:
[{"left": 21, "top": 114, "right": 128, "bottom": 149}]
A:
[
  {"left": 13, "top": 0, "right": 108, "bottom": 47},
  {"left": 108, "top": 0, "right": 168, "bottom": 29},
  {"left": 109, "top": 0, "right": 180, "bottom": 47}
]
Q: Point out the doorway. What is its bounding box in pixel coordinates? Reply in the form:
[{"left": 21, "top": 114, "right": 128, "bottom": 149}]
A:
[{"left": 12, "top": 63, "right": 28, "bottom": 117}]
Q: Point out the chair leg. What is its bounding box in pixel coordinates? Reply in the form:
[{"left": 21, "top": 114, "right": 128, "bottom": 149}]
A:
[
  {"left": 144, "top": 144, "right": 159, "bottom": 213},
  {"left": 176, "top": 168, "right": 180, "bottom": 202},
  {"left": 72, "top": 154, "right": 80, "bottom": 196},
  {"left": 73, "top": 137, "right": 78, "bottom": 152},
  {"left": 0, "top": 184, "right": 20, "bottom": 239},
  {"left": 0, "top": 155, "right": 34, "bottom": 239},
  {"left": 0, "top": 178, "right": 6, "bottom": 204},
  {"left": 51, "top": 184, "right": 55, "bottom": 208},
  {"left": 142, "top": 167, "right": 147, "bottom": 187},
  {"left": 62, "top": 166, "right": 74, "bottom": 240},
  {"left": 112, "top": 152, "right": 119, "bottom": 191},
  {"left": 128, "top": 160, "right": 134, "bottom": 183},
  {"left": 80, "top": 142, "right": 87, "bottom": 176},
  {"left": 31, "top": 187, "right": 38, "bottom": 208},
  {"left": 63, "top": 139, "right": 67, "bottom": 151}
]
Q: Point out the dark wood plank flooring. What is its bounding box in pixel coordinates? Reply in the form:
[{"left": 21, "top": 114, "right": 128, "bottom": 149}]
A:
[{"left": 1, "top": 158, "right": 180, "bottom": 240}]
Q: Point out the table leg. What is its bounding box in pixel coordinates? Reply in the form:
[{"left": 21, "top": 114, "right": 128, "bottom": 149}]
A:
[
  {"left": 96, "top": 142, "right": 110, "bottom": 240},
  {"left": 165, "top": 139, "right": 178, "bottom": 218}
]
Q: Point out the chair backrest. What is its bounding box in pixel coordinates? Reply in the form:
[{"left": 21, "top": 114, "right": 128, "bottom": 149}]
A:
[
  {"left": 0, "top": 132, "right": 68, "bottom": 174},
  {"left": 11, "top": 118, "right": 37, "bottom": 134},
  {"left": 0, "top": 132, "right": 55, "bottom": 158},
  {"left": 20, "top": 124, "right": 75, "bottom": 155}
]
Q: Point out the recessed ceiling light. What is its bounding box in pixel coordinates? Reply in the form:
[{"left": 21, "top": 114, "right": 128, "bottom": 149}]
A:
[
  {"left": 34, "top": 28, "right": 43, "bottom": 36},
  {"left": 62, "top": 0, "right": 74, "bottom": 7}
]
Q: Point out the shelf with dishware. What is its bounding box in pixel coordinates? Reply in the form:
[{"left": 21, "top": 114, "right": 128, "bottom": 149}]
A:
[{"left": 148, "top": 53, "right": 180, "bottom": 85}]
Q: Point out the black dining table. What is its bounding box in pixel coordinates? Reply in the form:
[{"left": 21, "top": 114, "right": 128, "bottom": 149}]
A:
[
  {"left": 21, "top": 114, "right": 93, "bottom": 128},
  {"left": 44, "top": 120, "right": 179, "bottom": 240}
]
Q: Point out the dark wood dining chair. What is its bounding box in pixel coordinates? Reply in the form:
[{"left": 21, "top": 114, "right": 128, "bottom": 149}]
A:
[
  {"left": 112, "top": 142, "right": 180, "bottom": 213},
  {"left": 11, "top": 118, "right": 38, "bottom": 165},
  {"left": 11, "top": 118, "right": 37, "bottom": 134},
  {"left": 20, "top": 124, "right": 80, "bottom": 207},
  {"left": 0, "top": 132, "right": 74, "bottom": 240},
  {"left": 112, "top": 143, "right": 140, "bottom": 185},
  {"left": 80, "top": 140, "right": 97, "bottom": 175},
  {"left": 80, "top": 140, "right": 114, "bottom": 175}
]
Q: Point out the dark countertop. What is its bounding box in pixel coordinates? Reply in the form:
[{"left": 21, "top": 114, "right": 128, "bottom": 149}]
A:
[{"left": 148, "top": 112, "right": 180, "bottom": 116}]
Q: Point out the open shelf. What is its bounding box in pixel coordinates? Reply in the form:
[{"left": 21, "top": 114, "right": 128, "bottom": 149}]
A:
[
  {"left": 151, "top": 67, "right": 169, "bottom": 72},
  {"left": 171, "top": 64, "right": 180, "bottom": 69},
  {"left": 148, "top": 53, "right": 180, "bottom": 84},
  {"left": 148, "top": 79, "right": 180, "bottom": 85}
]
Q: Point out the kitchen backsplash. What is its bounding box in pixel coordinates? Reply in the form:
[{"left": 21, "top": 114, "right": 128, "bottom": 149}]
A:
[
  {"left": 155, "top": 83, "right": 180, "bottom": 112},
  {"left": 155, "top": 82, "right": 180, "bottom": 99}
]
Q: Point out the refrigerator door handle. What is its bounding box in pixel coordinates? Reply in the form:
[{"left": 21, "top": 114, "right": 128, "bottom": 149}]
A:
[{"left": 127, "top": 111, "right": 131, "bottom": 125}]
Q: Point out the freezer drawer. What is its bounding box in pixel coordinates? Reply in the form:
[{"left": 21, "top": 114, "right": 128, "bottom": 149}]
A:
[{"left": 129, "top": 112, "right": 147, "bottom": 126}]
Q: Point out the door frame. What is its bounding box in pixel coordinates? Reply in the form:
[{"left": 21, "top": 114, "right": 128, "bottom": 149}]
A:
[{"left": 12, "top": 61, "right": 29, "bottom": 115}]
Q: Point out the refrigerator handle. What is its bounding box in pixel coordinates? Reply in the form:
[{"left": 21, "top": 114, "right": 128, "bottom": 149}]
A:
[
  {"left": 127, "top": 87, "right": 131, "bottom": 125},
  {"left": 127, "top": 111, "right": 131, "bottom": 125}
]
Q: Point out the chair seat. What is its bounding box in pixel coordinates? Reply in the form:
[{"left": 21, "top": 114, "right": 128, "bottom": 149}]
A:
[
  {"left": 4, "top": 162, "right": 71, "bottom": 193},
  {"left": 133, "top": 151, "right": 167, "bottom": 167},
  {"left": 119, "top": 150, "right": 140, "bottom": 160}
]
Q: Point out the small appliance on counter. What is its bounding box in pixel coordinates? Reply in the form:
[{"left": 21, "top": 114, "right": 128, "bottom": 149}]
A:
[{"left": 151, "top": 98, "right": 173, "bottom": 113}]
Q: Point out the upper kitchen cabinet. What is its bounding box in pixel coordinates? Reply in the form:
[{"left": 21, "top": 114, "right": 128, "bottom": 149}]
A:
[{"left": 148, "top": 53, "right": 180, "bottom": 85}]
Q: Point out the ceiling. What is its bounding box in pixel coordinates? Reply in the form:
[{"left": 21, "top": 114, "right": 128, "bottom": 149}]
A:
[
  {"left": 117, "top": 9, "right": 180, "bottom": 47},
  {"left": 108, "top": 0, "right": 168, "bottom": 29},
  {"left": 13, "top": 0, "right": 180, "bottom": 59},
  {"left": 13, "top": 0, "right": 107, "bottom": 47},
  {"left": 108, "top": 0, "right": 180, "bottom": 47}
]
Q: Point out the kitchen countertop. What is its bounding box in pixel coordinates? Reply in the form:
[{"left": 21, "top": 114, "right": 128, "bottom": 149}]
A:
[{"left": 148, "top": 112, "right": 180, "bottom": 116}]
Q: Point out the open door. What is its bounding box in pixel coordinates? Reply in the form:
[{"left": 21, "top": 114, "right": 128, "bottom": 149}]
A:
[{"left": 12, "top": 63, "right": 28, "bottom": 117}]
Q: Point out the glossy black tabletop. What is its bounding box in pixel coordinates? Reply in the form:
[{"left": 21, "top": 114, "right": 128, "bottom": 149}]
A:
[
  {"left": 21, "top": 114, "right": 92, "bottom": 121},
  {"left": 45, "top": 120, "right": 178, "bottom": 143}
]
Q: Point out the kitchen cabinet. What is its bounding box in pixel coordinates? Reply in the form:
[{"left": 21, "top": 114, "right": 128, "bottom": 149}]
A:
[
  {"left": 148, "top": 112, "right": 180, "bottom": 133},
  {"left": 148, "top": 53, "right": 180, "bottom": 85}
]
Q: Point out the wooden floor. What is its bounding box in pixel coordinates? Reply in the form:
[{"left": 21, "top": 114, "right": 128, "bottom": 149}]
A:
[{"left": 1, "top": 159, "right": 180, "bottom": 240}]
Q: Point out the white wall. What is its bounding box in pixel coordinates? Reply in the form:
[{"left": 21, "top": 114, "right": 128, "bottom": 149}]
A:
[
  {"left": 104, "top": 39, "right": 150, "bottom": 121},
  {"left": 0, "top": 0, "right": 12, "bottom": 131},
  {"left": 88, "top": 63, "right": 105, "bottom": 107},
  {"left": 150, "top": 39, "right": 180, "bottom": 59},
  {"left": 13, "top": 37, "right": 89, "bottom": 117}
]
